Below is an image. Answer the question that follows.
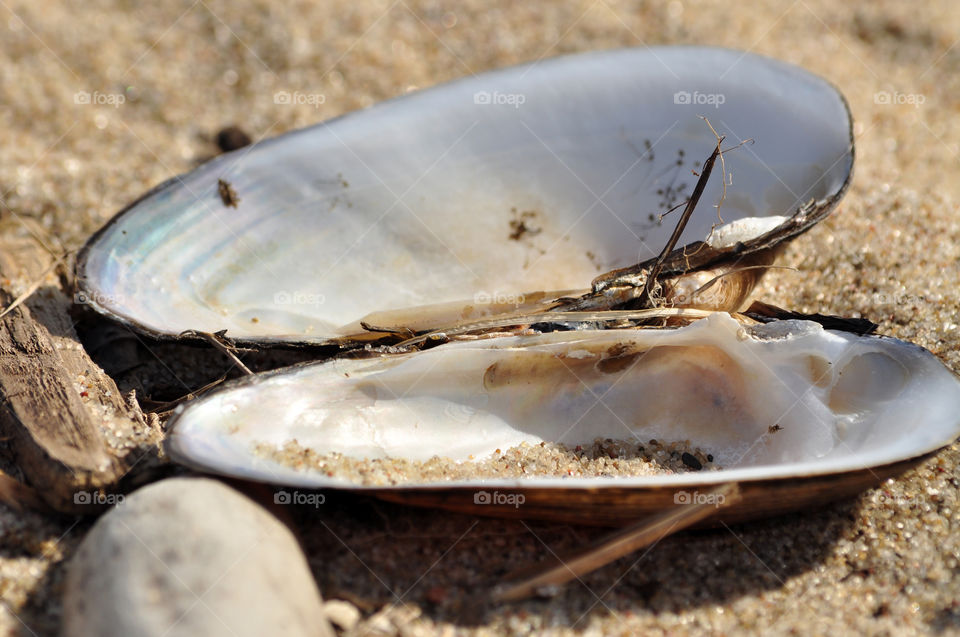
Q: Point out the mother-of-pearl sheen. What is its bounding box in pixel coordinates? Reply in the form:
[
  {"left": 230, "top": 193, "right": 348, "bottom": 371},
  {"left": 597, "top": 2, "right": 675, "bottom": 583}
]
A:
[{"left": 165, "top": 313, "right": 960, "bottom": 487}]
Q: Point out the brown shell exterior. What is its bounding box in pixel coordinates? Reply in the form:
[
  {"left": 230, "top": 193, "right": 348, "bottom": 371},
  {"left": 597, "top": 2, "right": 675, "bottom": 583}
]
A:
[{"left": 366, "top": 454, "right": 930, "bottom": 527}]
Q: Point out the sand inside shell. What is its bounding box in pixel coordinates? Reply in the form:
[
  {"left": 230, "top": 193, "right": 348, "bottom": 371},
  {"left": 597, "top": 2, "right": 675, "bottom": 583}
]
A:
[{"left": 254, "top": 437, "right": 719, "bottom": 486}]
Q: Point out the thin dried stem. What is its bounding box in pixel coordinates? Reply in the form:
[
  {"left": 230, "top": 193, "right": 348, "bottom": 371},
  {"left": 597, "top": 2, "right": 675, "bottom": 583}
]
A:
[
  {"left": 0, "top": 253, "right": 66, "bottom": 319},
  {"left": 692, "top": 264, "right": 797, "bottom": 296},
  {"left": 655, "top": 198, "right": 691, "bottom": 220},
  {"left": 144, "top": 375, "right": 229, "bottom": 415},
  {"left": 490, "top": 483, "right": 741, "bottom": 603},
  {"left": 394, "top": 308, "right": 717, "bottom": 348},
  {"left": 179, "top": 330, "right": 255, "bottom": 375},
  {"left": 699, "top": 116, "right": 754, "bottom": 225},
  {"left": 637, "top": 137, "right": 723, "bottom": 308}
]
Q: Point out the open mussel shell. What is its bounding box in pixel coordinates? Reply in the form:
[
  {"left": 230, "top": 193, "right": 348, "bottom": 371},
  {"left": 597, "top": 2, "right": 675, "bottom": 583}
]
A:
[
  {"left": 77, "top": 47, "right": 853, "bottom": 345},
  {"left": 166, "top": 314, "right": 960, "bottom": 525}
]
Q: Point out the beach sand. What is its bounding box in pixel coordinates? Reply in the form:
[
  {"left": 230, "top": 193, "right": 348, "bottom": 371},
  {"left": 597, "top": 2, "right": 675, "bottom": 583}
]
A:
[{"left": 1, "top": 0, "right": 958, "bottom": 634}]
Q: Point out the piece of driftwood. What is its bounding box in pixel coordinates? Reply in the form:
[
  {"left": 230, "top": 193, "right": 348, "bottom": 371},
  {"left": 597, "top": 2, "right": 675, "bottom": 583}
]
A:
[
  {"left": 0, "top": 238, "right": 162, "bottom": 513},
  {"left": 0, "top": 468, "right": 50, "bottom": 512}
]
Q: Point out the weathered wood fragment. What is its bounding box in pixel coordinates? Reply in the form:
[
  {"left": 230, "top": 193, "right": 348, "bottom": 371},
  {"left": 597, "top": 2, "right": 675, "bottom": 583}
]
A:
[{"left": 0, "top": 238, "right": 161, "bottom": 513}]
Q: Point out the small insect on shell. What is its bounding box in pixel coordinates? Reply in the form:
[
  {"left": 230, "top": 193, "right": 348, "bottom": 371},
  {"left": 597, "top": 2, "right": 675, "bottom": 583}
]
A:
[{"left": 217, "top": 178, "right": 239, "bottom": 208}]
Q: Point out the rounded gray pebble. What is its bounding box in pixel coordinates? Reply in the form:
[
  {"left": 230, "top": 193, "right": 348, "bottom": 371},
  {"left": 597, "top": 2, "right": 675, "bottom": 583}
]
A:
[{"left": 62, "top": 477, "right": 332, "bottom": 637}]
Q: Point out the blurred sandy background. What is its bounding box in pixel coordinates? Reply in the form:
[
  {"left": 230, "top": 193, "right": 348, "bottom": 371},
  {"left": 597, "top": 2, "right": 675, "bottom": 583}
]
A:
[{"left": 1, "top": 0, "right": 959, "bottom": 634}]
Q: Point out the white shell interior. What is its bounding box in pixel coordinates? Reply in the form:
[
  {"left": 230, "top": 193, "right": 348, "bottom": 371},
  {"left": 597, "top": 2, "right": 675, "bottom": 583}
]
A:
[
  {"left": 79, "top": 47, "right": 852, "bottom": 343},
  {"left": 166, "top": 314, "right": 960, "bottom": 488}
]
